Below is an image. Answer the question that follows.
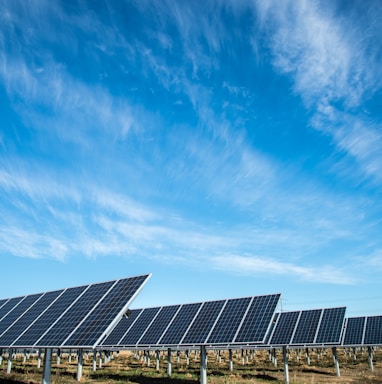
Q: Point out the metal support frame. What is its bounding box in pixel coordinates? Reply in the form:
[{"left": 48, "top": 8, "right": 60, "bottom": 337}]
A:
[
  {"left": 6, "top": 348, "right": 13, "bottom": 374},
  {"left": 156, "top": 350, "right": 160, "bottom": 371},
  {"left": 200, "top": 345, "right": 207, "bottom": 384},
  {"left": 42, "top": 348, "right": 52, "bottom": 384},
  {"left": 93, "top": 350, "right": 97, "bottom": 372},
  {"left": 305, "top": 347, "right": 310, "bottom": 365},
  {"left": 77, "top": 349, "right": 83, "bottom": 381},
  {"left": 368, "top": 346, "right": 374, "bottom": 372},
  {"left": 283, "top": 346, "right": 290, "bottom": 384},
  {"left": 332, "top": 347, "right": 340, "bottom": 377},
  {"left": 229, "top": 348, "right": 233, "bottom": 372},
  {"left": 167, "top": 348, "right": 172, "bottom": 376}
]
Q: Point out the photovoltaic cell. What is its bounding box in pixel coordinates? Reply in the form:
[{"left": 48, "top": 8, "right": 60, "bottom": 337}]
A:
[
  {"left": 234, "top": 294, "right": 280, "bottom": 343},
  {"left": 102, "top": 309, "right": 143, "bottom": 346},
  {"left": 0, "top": 294, "right": 43, "bottom": 337},
  {"left": 159, "top": 303, "right": 202, "bottom": 345},
  {"left": 0, "top": 290, "right": 63, "bottom": 346},
  {"left": 119, "top": 307, "right": 160, "bottom": 345},
  {"left": 13, "top": 286, "right": 87, "bottom": 347},
  {"left": 207, "top": 297, "right": 251, "bottom": 344},
  {"left": 0, "top": 274, "right": 150, "bottom": 348},
  {"left": 182, "top": 300, "right": 225, "bottom": 344},
  {"left": 292, "top": 309, "right": 321, "bottom": 345},
  {"left": 315, "top": 307, "right": 346, "bottom": 344},
  {"left": 64, "top": 276, "right": 149, "bottom": 347},
  {"left": 0, "top": 297, "right": 25, "bottom": 322},
  {"left": 139, "top": 305, "right": 180, "bottom": 345},
  {"left": 342, "top": 317, "right": 365, "bottom": 346},
  {"left": 269, "top": 311, "right": 300, "bottom": 345},
  {"left": 364, "top": 316, "right": 382, "bottom": 345}
]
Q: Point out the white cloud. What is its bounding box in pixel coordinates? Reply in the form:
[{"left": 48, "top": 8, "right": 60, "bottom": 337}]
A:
[{"left": 211, "top": 254, "right": 355, "bottom": 285}]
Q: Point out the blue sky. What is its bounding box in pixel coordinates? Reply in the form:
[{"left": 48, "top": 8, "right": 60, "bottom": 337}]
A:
[{"left": 1, "top": 0, "right": 382, "bottom": 317}]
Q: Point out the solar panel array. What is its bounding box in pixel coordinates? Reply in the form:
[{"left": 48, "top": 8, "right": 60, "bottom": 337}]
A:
[
  {"left": 0, "top": 274, "right": 150, "bottom": 349},
  {"left": 266, "top": 307, "right": 346, "bottom": 346},
  {"left": 342, "top": 316, "right": 382, "bottom": 346},
  {"left": 101, "top": 294, "right": 281, "bottom": 348}
]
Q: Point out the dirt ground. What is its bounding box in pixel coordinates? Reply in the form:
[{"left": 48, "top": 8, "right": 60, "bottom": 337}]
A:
[{"left": 1, "top": 348, "right": 382, "bottom": 383}]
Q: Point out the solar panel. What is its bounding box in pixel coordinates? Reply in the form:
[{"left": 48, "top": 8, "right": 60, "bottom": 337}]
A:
[
  {"left": 0, "top": 274, "right": 150, "bottom": 348},
  {"left": 291, "top": 309, "right": 321, "bottom": 344},
  {"left": 158, "top": 303, "right": 202, "bottom": 345},
  {"left": 342, "top": 317, "right": 366, "bottom": 346},
  {"left": 101, "top": 293, "right": 281, "bottom": 348},
  {"left": 269, "top": 311, "right": 300, "bottom": 345},
  {"left": 102, "top": 309, "right": 143, "bottom": 346},
  {"left": 139, "top": 305, "right": 180, "bottom": 345},
  {"left": 234, "top": 294, "right": 280, "bottom": 343},
  {"left": 315, "top": 307, "right": 346, "bottom": 344},
  {"left": 119, "top": 307, "right": 160, "bottom": 345},
  {"left": 264, "top": 312, "right": 279, "bottom": 345},
  {"left": 0, "top": 290, "right": 63, "bottom": 346},
  {"left": 364, "top": 316, "right": 382, "bottom": 346},
  {"left": 207, "top": 297, "right": 251, "bottom": 344},
  {"left": 181, "top": 300, "right": 225, "bottom": 344}
]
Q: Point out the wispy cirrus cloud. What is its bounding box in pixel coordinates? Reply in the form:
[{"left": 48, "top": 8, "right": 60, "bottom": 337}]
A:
[
  {"left": 211, "top": 254, "right": 354, "bottom": 285},
  {"left": 255, "top": 0, "right": 382, "bottom": 185}
]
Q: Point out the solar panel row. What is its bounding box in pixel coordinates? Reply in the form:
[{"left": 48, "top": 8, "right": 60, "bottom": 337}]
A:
[
  {"left": 266, "top": 307, "right": 346, "bottom": 346},
  {"left": 101, "top": 294, "right": 281, "bottom": 347},
  {"left": 0, "top": 275, "right": 150, "bottom": 349},
  {"left": 342, "top": 316, "right": 382, "bottom": 346}
]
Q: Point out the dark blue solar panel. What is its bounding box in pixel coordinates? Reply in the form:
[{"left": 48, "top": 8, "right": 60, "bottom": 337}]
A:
[
  {"left": 207, "top": 298, "right": 251, "bottom": 344},
  {"left": 292, "top": 309, "right": 322, "bottom": 344},
  {"left": 0, "top": 294, "right": 43, "bottom": 337},
  {"left": 37, "top": 281, "right": 114, "bottom": 346},
  {"left": 364, "top": 316, "right": 382, "bottom": 345},
  {"left": 270, "top": 311, "right": 300, "bottom": 345},
  {"left": 0, "top": 299, "right": 8, "bottom": 310},
  {"left": 182, "top": 300, "right": 225, "bottom": 344},
  {"left": 343, "top": 317, "right": 366, "bottom": 346},
  {"left": 120, "top": 307, "right": 160, "bottom": 345},
  {"left": 14, "top": 286, "right": 87, "bottom": 346},
  {"left": 64, "top": 276, "right": 149, "bottom": 347},
  {"left": 139, "top": 305, "right": 180, "bottom": 345},
  {"left": 0, "top": 297, "right": 24, "bottom": 321},
  {"left": 0, "top": 290, "right": 62, "bottom": 347},
  {"left": 102, "top": 309, "right": 143, "bottom": 345},
  {"left": 234, "top": 294, "right": 280, "bottom": 343},
  {"left": 315, "top": 307, "right": 346, "bottom": 344},
  {"left": 159, "top": 303, "right": 202, "bottom": 345}
]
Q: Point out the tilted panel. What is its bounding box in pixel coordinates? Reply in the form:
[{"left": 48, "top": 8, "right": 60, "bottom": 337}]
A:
[
  {"left": 37, "top": 281, "right": 114, "bottom": 347},
  {"left": 0, "top": 297, "right": 25, "bottom": 322},
  {"left": 182, "top": 300, "right": 225, "bottom": 344},
  {"left": 207, "top": 297, "right": 251, "bottom": 344},
  {"left": 292, "top": 309, "right": 322, "bottom": 345},
  {"left": 315, "top": 307, "right": 346, "bottom": 344},
  {"left": 64, "top": 276, "right": 149, "bottom": 347},
  {"left": 139, "top": 305, "right": 180, "bottom": 345},
  {"left": 234, "top": 294, "right": 280, "bottom": 343},
  {"left": 0, "top": 299, "right": 8, "bottom": 310},
  {"left": 14, "top": 286, "right": 87, "bottom": 347},
  {"left": 0, "top": 294, "right": 43, "bottom": 338},
  {"left": 342, "top": 317, "right": 366, "bottom": 346},
  {"left": 364, "top": 316, "right": 382, "bottom": 345},
  {"left": 102, "top": 309, "right": 143, "bottom": 346},
  {"left": 159, "top": 303, "right": 202, "bottom": 345},
  {"left": 119, "top": 307, "right": 160, "bottom": 345},
  {"left": 270, "top": 311, "right": 300, "bottom": 345},
  {"left": 0, "top": 290, "right": 63, "bottom": 347}
]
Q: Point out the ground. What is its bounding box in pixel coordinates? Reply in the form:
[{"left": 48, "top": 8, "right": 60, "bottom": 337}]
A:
[{"left": 1, "top": 348, "right": 382, "bottom": 383}]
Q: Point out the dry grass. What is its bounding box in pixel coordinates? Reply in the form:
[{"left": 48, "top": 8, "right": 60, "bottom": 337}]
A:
[{"left": 1, "top": 348, "right": 382, "bottom": 383}]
